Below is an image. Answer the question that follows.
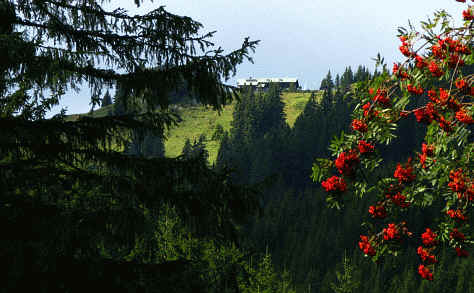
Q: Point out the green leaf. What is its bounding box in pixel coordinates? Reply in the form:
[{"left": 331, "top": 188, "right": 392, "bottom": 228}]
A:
[
  {"left": 311, "top": 158, "right": 333, "bottom": 182},
  {"left": 311, "top": 163, "right": 322, "bottom": 182}
]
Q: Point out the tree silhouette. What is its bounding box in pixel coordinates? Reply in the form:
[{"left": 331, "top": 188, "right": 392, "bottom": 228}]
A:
[
  {"left": 0, "top": 1, "right": 259, "bottom": 291},
  {"left": 101, "top": 90, "right": 112, "bottom": 107}
]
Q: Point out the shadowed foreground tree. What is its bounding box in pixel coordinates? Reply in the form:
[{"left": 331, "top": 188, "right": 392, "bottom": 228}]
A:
[{"left": 0, "top": 0, "right": 260, "bottom": 292}]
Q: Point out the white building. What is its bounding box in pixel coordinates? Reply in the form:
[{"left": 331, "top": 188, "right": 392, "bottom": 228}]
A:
[{"left": 236, "top": 77, "right": 299, "bottom": 91}]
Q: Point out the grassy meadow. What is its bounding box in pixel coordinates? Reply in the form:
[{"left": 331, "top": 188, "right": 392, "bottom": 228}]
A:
[
  {"left": 68, "top": 91, "right": 322, "bottom": 163},
  {"left": 164, "top": 91, "right": 321, "bottom": 163}
]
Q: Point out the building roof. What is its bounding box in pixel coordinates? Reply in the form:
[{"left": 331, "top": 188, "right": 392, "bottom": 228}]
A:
[{"left": 237, "top": 77, "right": 298, "bottom": 86}]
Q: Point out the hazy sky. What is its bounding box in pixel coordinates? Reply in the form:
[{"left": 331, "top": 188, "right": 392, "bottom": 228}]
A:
[{"left": 49, "top": 0, "right": 467, "bottom": 116}]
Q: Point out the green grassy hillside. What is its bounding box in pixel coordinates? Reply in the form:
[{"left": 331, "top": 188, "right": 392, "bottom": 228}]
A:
[
  {"left": 164, "top": 91, "right": 321, "bottom": 163},
  {"left": 68, "top": 91, "right": 321, "bottom": 163}
]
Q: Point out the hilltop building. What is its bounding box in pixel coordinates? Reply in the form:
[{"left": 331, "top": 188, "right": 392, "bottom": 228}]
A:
[{"left": 237, "top": 77, "right": 299, "bottom": 91}]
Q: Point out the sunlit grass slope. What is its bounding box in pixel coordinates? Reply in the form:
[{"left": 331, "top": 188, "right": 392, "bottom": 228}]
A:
[
  {"left": 165, "top": 91, "right": 321, "bottom": 163},
  {"left": 67, "top": 91, "right": 321, "bottom": 164}
]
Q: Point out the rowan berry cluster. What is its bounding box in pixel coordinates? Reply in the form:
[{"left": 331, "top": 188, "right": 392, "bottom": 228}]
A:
[
  {"left": 359, "top": 235, "right": 376, "bottom": 256},
  {"left": 407, "top": 84, "right": 424, "bottom": 95},
  {"left": 372, "top": 88, "right": 391, "bottom": 107},
  {"left": 351, "top": 119, "right": 368, "bottom": 132},
  {"left": 368, "top": 204, "right": 387, "bottom": 219},
  {"left": 358, "top": 140, "right": 375, "bottom": 155},
  {"left": 449, "top": 169, "right": 474, "bottom": 201},
  {"left": 417, "top": 246, "right": 437, "bottom": 264},
  {"left": 383, "top": 223, "right": 401, "bottom": 241},
  {"left": 389, "top": 192, "right": 410, "bottom": 208},
  {"left": 393, "top": 159, "right": 416, "bottom": 184},
  {"left": 418, "top": 264, "right": 434, "bottom": 280},
  {"left": 447, "top": 208, "right": 468, "bottom": 221},
  {"left": 418, "top": 143, "right": 435, "bottom": 169},
  {"left": 335, "top": 150, "right": 360, "bottom": 176},
  {"left": 321, "top": 175, "right": 347, "bottom": 193},
  {"left": 313, "top": 1, "right": 473, "bottom": 281}
]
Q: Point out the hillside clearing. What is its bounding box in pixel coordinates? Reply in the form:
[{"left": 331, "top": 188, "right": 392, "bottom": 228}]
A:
[{"left": 68, "top": 91, "right": 322, "bottom": 163}]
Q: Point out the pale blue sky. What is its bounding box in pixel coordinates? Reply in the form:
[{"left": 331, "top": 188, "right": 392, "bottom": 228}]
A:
[{"left": 49, "top": 0, "right": 467, "bottom": 116}]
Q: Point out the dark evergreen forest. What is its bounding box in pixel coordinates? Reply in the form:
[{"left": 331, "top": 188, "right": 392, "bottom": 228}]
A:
[
  {"left": 214, "top": 66, "right": 473, "bottom": 293},
  {"left": 1, "top": 1, "right": 293, "bottom": 292}
]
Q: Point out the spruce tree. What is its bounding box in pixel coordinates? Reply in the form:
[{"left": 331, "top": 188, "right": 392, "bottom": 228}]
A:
[
  {"left": 291, "top": 92, "right": 323, "bottom": 184},
  {"left": 142, "top": 132, "right": 165, "bottom": 158},
  {"left": 230, "top": 87, "right": 253, "bottom": 143},
  {"left": 262, "top": 83, "right": 287, "bottom": 132},
  {"left": 320, "top": 70, "right": 334, "bottom": 93},
  {"left": 180, "top": 136, "right": 209, "bottom": 164},
  {"left": 101, "top": 90, "right": 112, "bottom": 107},
  {"left": 354, "top": 65, "right": 365, "bottom": 82},
  {"left": 181, "top": 138, "right": 193, "bottom": 158},
  {"left": 127, "top": 129, "right": 165, "bottom": 158},
  {"left": 215, "top": 131, "right": 233, "bottom": 170},
  {"left": 340, "top": 67, "right": 354, "bottom": 91},
  {"left": 0, "top": 1, "right": 259, "bottom": 291},
  {"left": 211, "top": 123, "right": 225, "bottom": 141}
]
